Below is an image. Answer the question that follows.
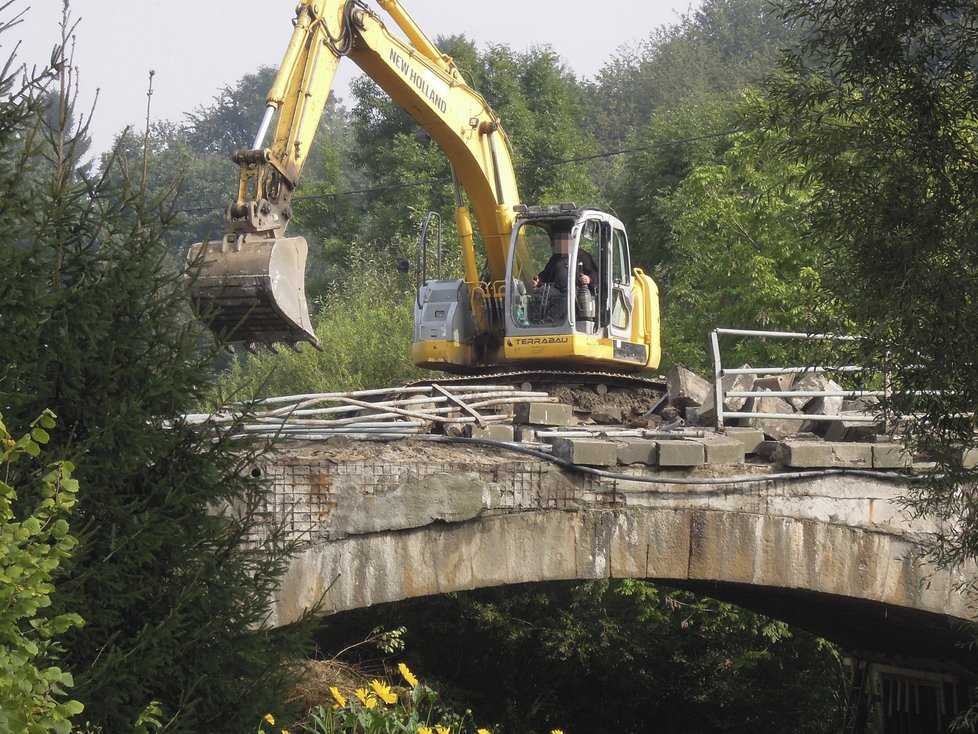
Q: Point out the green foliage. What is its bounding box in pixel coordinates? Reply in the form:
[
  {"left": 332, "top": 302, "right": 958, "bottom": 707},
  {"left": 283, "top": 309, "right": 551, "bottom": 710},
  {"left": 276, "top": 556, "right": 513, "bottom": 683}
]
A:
[
  {"left": 584, "top": 0, "right": 793, "bottom": 150},
  {"left": 0, "top": 9, "right": 312, "bottom": 732},
  {"left": 218, "top": 249, "right": 425, "bottom": 399},
  {"left": 0, "top": 410, "right": 84, "bottom": 734},
  {"left": 766, "top": 0, "right": 978, "bottom": 569},
  {"left": 653, "top": 95, "right": 843, "bottom": 370},
  {"left": 317, "top": 581, "right": 845, "bottom": 734}
]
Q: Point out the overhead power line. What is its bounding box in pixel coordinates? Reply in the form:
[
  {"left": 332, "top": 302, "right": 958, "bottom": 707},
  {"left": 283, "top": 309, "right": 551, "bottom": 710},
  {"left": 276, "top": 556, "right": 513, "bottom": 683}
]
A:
[{"left": 175, "top": 127, "right": 746, "bottom": 216}]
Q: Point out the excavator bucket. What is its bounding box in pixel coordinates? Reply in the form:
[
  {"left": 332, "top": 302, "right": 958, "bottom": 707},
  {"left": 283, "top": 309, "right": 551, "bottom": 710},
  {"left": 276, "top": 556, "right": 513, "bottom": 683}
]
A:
[{"left": 188, "top": 236, "right": 322, "bottom": 350}]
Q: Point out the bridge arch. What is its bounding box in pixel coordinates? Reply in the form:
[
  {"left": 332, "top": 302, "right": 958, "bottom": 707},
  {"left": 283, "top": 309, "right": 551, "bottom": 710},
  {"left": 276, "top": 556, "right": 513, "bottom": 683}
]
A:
[{"left": 260, "top": 443, "right": 976, "bottom": 665}]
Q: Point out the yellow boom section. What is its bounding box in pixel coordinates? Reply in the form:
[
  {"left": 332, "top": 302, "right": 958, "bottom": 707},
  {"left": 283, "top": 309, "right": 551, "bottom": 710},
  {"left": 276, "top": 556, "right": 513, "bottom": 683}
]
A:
[{"left": 191, "top": 0, "right": 522, "bottom": 349}]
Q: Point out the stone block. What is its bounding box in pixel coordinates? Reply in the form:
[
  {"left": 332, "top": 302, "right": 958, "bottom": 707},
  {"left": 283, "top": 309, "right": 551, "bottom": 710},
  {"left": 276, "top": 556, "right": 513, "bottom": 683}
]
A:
[
  {"left": 822, "top": 413, "right": 881, "bottom": 442},
  {"left": 783, "top": 440, "right": 872, "bottom": 468},
  {"left": 590, "top": 404, "right": 623, "bottom": 424},
  {"left": 696, "top": 366, "right": 754, "bottom": 425},
  {"left": 657, "top": 439, "right": 705, "bottom": 467},
  {"left": 958, "top": 447, "right": 978, "bottom": 469},
  {"left": 782, "top": 441, "right": 833, "bottom": 467},
  {"left": 723, "top": 427, "right": 765, "bottom": 454},
  {"left": 747, "top": 396, "right": 799, "bottom": 440},
  {"left": 515, "top": 426, "right": 539, "bottom": 443},
  {"left": 754, "top": 374, "right": 795, "bottom": 392},
  {"left": 788, "top": 373, "right": 828, "bottom": 410},
  {"left": 514, "top": 402, "right": 574, "bottom": 426},
  {"left": 666, "top": 364, "right": 713, "bottom": 409},
  {"left": 872, "top": 443, "right": 912, "bottom": 469},
  {"left": 551, "top": 438, "right": 619, "bottom": 466},
  {"left": 698, "top": 434, "right": 745, "bottom": 465},
  {"left": 803, "top": 379, "right": 844, "bottom": 419},
  {"left": 617, "top": 440, "right": 658, "bottom": 465},
  {"left": 471, "top": 424, "right": 516, "bottom": 442}
]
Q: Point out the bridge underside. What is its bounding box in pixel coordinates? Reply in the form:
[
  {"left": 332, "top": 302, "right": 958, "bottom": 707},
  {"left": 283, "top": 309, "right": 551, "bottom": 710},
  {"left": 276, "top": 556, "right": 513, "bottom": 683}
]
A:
[
  {"left": 666, "top": 579, "right": 977, "bottom": 675},
  {"left": 269, "top": 503, "right": 978, "bottom": 671}
]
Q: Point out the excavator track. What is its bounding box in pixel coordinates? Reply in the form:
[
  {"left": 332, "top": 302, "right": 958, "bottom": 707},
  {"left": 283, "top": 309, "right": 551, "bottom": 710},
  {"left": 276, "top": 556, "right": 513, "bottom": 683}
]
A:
[{"left": 407, "top": 370, "right": 669, "bottom": 420}]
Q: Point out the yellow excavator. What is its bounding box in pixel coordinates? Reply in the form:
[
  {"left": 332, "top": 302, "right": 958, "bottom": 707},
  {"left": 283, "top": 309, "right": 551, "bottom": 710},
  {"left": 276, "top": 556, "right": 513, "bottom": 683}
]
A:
[{"left": 189, "top": 0, "right": 660, "bottom": 374}]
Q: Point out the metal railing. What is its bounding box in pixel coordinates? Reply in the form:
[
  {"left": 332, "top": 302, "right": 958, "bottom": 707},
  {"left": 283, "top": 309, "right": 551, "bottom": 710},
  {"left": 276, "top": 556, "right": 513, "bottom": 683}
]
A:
[{"left": 709, "top": 328, "right": 882, "bottom": 431}]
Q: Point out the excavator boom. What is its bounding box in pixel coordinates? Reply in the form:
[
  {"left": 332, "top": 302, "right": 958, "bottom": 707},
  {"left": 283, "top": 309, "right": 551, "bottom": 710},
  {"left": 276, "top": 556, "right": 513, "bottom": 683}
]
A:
[{"left": 189, "top": 0, "right": 517, "bottom": 350}]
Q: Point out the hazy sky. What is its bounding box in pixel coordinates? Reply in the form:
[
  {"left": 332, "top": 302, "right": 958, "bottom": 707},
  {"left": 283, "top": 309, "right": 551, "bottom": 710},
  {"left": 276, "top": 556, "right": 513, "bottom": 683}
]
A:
[{"left": 13, "top": 1, "right": 694, "bottom": 154}]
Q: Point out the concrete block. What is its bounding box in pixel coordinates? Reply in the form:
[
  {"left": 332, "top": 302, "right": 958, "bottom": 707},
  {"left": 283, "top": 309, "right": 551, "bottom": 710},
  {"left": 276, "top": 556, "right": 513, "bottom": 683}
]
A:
[
  {"left": 698, "top": 435, "right": 745, "bottom": 465},
  {"left": 471, "top": 424, "right": 515, "bottom": 442},
  {"left": 783, "top": 440, "right": 872, "bottom": 468},
  {"left": 803, "top": 379, "right": 844, "bottom": 419},
  {"left": 696, "top": 366, "right": 754, "bottom": 425},
  {"left": 958, "top": 447, "right": 978, "bottom": 469},
  {"left": 823, "top": 413, "right": 881, "bottom": 442},
  {"left": 551, "top": 438, "right": 619, "bottom": 466},
  {"left": 515, "top": 426, "right": 539, "bottom": 442},
  {"left": 666, "top": 364, "right": 712, "bottom": 409},
  {"left": 657, "top": 439, "right": 705, "bottom": 467},
  {"left": 723, "top": 427, "right": 765, "bottom": 455},
  {"left": 514, "top": 402, "right": 574, "bottom": 426},
  {"left": 754, "top": 374, "right": 795, "bottom": 392},
  {"left": 782, "top": 440, "right": 833, "bottom": 468},
  {"left": 788, "top": 373, "right": 827, "bottom": 410},
  {"left": 617, "top": 440, "right": 658, "bottom": 465},
  {"left": 747, "top": 396, "right": 799, "bottom": 440},
  {"left": 872, "top": 443, "right": 912, "bottom": 469},
  {"left": 590, "top": 404, "right": 623, "bottom": 424}
]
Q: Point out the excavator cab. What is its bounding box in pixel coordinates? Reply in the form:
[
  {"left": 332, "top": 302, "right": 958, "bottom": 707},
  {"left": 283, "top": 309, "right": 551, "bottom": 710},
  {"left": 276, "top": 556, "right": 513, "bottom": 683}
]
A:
[{"left": 502, "top": 205, "right": 661, "bottom": 370}]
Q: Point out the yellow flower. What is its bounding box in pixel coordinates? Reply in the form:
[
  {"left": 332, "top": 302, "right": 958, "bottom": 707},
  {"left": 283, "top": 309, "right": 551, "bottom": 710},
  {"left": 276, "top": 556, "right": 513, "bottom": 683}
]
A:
[
  {"left": 263, "top": 713, "right": 275, "bottom": 725},
  {"left": 281, "top": 730, "right": 290, "bottom": 734},
  {"left": 329, "top": 686, "right": 347, "bottom": 708},
  {"left": 398, "top": 661, "right": 419, "bottom": 687},
  {"left": 370, "top": 679, "right": 398, "bottom": 705},
  {"left": 354, "top": 688, "right": 371, "bottom": 706},
  {"left": 477, "top": 729, "right": 492, "bottom": 734},
  {"left": 418, "top": 728, "right": 434, "bottom": 734},
  {"left": 435, "top": 726, "right": 451, "bottom": 734},
  {"left": 551, "top": 730, "right": 564, "bottom": 734}
]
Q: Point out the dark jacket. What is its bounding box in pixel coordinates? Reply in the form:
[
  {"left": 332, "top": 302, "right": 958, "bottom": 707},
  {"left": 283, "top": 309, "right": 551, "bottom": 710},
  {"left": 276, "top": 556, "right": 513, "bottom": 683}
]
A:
[{"left": 538, "top": 250, "right": 598, "bottom": 293}]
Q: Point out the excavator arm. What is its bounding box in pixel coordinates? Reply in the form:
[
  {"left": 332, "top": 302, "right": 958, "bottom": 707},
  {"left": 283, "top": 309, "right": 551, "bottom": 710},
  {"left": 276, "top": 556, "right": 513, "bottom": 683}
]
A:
[{"left": 189, "top": 0, "right": 520, "bottom": 349}]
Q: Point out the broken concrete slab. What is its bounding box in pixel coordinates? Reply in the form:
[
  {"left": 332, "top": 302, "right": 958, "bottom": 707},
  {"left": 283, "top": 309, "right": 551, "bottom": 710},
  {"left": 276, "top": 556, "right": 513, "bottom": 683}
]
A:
[
  {"left": 747, "top": 396, "right": 799, "bottom": 441},
  {"left": 618, "top": 440, "right": 658, "bottom": 466},
  {"left": 657, "top": 439, "right": 706, "bottom": 467},
  {"left": 788, "top": 373, "right": 828, "bottom": 410},
  {"left": 695, "top": 366, "right": 755, "bottom": 425},
  {"left": 515, "top": 402, "right": 574, "bottom": 426},
  {"left": 551, "top": 438, "right": 619, "bottom": 466},
  {"left": 666, "top": 364, "right": 713, "bottom": 409},
  {"left": 754, "top": 374, "right": 795, "bottom": 392},
  {"left": 822, "top": 412, "right": 882, "bottom": 443},
  {"left": 803, "top": 378, "right": 844, "bottom": 419},
  {"left": 590, "top": 404, "right": 624, "bottom": 424}
]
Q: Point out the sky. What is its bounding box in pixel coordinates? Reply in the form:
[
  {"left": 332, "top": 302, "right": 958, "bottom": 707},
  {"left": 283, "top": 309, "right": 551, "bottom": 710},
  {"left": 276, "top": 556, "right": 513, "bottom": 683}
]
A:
[{"left": 13, "top": 0, "right": 694, "bottom": 155}]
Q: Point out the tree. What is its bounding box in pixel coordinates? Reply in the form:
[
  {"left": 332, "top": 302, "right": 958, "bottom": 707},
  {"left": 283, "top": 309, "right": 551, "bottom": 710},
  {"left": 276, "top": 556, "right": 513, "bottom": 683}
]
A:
[
  {"left": 651, "top": 95, "right": 842, "bottom": 370},
  {"left": 0, "top": 6, "right": 312, "bottom": 732},
  {"left": 765, "top": 0, "right": 978, "bottom": 572},
  {"left": 584, "top": 0, "right": 793, "bottom": 151}
]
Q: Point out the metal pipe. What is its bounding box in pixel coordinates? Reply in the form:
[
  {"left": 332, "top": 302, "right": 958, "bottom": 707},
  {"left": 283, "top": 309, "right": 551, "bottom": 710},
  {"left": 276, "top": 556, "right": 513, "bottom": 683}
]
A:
[{"left": 713, "top": 328, "right": 862, "bottom": 341}]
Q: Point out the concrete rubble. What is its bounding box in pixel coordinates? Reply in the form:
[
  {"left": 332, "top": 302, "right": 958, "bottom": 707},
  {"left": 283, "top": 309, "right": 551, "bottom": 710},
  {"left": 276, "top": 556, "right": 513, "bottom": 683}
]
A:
[{"left": 440, "top": 361, "right": 919, "bottom": 473}]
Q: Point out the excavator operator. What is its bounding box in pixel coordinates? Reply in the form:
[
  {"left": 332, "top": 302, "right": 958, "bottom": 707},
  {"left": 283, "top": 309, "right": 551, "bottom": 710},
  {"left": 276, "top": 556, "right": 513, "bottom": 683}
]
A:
[{"left": 532, "top": 230, "right": 599, "bottom": 294}]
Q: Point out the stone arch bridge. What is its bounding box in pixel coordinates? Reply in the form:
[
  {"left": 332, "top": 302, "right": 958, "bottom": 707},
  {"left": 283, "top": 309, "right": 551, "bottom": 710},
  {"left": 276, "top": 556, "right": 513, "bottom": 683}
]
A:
[{"left": 254, "top": 436, "right": 977, "bottom": 676}]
